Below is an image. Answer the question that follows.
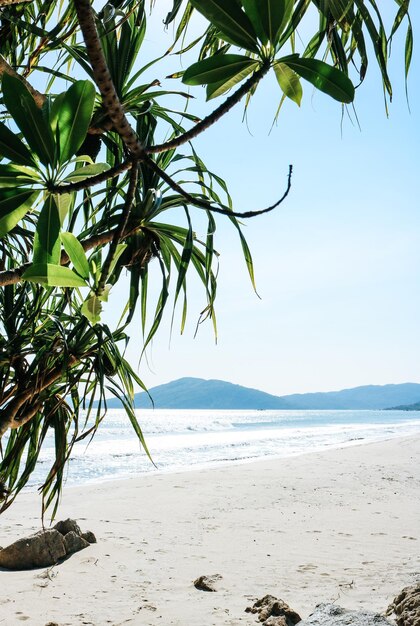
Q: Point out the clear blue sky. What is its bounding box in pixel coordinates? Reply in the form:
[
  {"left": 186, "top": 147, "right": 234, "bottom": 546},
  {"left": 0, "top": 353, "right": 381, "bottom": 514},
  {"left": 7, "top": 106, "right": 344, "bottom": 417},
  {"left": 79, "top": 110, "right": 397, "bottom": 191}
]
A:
[{"left": 114, "top": 2, "right": 420, "bottom": 396}]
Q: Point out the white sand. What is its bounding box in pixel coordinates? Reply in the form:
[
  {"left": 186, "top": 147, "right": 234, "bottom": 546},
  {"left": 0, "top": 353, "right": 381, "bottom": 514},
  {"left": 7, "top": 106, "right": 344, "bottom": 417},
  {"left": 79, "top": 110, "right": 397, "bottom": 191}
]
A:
[{"left": 1, "top": 435, "right": 419, "bottom": 625}]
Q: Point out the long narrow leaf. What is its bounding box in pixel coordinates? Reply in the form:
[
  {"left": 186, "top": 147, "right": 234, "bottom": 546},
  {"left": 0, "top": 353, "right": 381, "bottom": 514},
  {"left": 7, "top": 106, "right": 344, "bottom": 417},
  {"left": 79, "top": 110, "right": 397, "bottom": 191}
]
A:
[
  {"left": 2, "top": 74, "right": 56, "bottom": 166},
  {"left": 57, "top": 81, "right": 96, "bottom": 164}
]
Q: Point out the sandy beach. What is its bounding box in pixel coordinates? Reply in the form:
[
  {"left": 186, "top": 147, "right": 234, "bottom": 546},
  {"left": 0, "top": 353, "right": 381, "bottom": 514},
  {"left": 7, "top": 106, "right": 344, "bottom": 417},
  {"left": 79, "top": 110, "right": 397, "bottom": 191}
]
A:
[{"left": 1, "top": 435, "right": 419, "bottom": 625}]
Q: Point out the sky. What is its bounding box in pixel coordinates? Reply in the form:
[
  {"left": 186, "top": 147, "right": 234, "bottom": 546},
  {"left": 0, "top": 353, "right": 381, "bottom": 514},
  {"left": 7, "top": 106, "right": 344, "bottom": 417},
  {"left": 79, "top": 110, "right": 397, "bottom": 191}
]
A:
[{"left": 112, "top": 2, "right": 420, "bottom": 396}]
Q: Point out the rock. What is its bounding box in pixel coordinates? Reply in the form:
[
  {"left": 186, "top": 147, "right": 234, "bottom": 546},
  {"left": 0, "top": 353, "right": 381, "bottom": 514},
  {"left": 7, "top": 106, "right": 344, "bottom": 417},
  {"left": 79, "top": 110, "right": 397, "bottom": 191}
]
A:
[
  {"left": 63, "top": 531, "right": 90, "bottom": 555},
  {"left": 245, "top": 595, "right": 301, "bottom": 624},
  {"left": 53, "top": 518, "right": 82, "bottom": 537},
  {"left": 0, "top": 529, "right": 66, "bottom": 570},
  {"left": 299, "top": 604, "right": 395, "bottom": 625},
  {"left": 193, "top": 574, "right": 222, "bottom": 592},
  {"left": 387, "top": 583, "right": 420, "bottom": 626},
  {"left": 264, "top": 618, "right": 292, "bottom": 626},
  {"left": 81, "top": 530, "right": 97, "bottom": 544}
]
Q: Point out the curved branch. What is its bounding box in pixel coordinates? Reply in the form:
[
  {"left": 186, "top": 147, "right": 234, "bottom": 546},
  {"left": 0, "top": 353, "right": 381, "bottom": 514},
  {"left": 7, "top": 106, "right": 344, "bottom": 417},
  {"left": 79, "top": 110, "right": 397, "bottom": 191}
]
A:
[
  {"left": 0, "top": 153, "right": 291, "bottom": 288},
  {"left": 50, "top": 159, "right": 133, "bottom": 194},
  {"left": 146, "top": 62, "right": 271, "bottom": 155},
  {"left": 72, "top": 0, "right": 144, "bottom": 158},
  {"left": 145, "top": 157, "right": 293, "bottom": 218}
]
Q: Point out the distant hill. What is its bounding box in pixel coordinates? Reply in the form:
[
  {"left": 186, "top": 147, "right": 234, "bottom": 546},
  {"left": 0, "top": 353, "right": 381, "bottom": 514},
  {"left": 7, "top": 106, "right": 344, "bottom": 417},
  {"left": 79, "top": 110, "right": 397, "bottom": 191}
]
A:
[
  {"left": 276, "top": 383, "right": 420, "bottom": 410},
  {"left": 101, "top": 377, "right": 420, "bottom": 410},
  {"left": 385, "top": 400, "right": 420, "bottom": 411}
]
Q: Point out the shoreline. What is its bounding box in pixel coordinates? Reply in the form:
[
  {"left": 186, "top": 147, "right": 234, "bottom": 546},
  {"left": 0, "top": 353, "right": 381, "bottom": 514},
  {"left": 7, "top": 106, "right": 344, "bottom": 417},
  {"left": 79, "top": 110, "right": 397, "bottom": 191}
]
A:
[
  {"left": 26, "top": 419, "right": 420, "bottom": 492},
  {"left": 1, "top": 434, "right": 419, "bottom": 625},
  {"left": 58, "top": 430, "right": 420, "bottom": 490}
]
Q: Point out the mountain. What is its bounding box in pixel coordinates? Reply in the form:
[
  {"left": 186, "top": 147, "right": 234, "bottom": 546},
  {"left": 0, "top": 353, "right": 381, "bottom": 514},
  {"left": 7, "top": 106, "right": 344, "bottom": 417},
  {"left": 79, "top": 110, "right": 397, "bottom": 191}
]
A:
[
  {"left": 102, "top": 378, "right": 420, "bottom": 410},
  {"left": 125, "top": 377, "right": 293, "bottom": 410}
]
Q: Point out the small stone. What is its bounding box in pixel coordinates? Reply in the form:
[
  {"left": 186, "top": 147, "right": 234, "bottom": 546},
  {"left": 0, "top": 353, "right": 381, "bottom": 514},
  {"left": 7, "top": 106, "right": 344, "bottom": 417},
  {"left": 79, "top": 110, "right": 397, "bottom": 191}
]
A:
[
  {"left": 0, "top": 529, "right": 66, "bottom": 570},
  {"left": 63, "top": 531, "right": 89, "bottom": 555},
  {"left": 53, "top": 518, "right": 82, "bottom": 537},
  {"left": 81, "top": 530, "right": 97, "bottom": 544},
  {"left": 246, "top": 595, "right": 301, "bottom": 624},
  {"left": 193, "top": 574, "right": 222, "bottom": 592}
]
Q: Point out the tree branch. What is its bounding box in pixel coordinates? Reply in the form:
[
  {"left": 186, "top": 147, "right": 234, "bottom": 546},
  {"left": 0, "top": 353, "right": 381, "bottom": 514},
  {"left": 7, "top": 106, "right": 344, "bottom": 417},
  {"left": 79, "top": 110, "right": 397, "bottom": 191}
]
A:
[
  {"left": 145, "top": 157, "right": 293, "bottom": 218},
  {"left": 0, "top": 355, "right": 78, "bottom": 437},
  {"left": 0, "top": 53, "right": 45, "bottom": 108},
  {"left": 0, "top": 220, "right": 141, "bottom": 287},
  {"left": 50, "top": 159, "right": 133, "bottom": 194},
  {"left": 72, "top": 0, "right": 144, "bottom": 158},
  {"left": 0, "top": 0, "right": 33, "bottom": 5},
  {"left": 146, "top": 62, "right": 271, "bottom": 155}
]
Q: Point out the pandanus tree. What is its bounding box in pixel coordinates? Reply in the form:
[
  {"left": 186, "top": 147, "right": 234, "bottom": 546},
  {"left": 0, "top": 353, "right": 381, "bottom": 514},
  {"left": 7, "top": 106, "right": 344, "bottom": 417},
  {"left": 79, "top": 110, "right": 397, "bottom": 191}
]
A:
[{"left": 0, "top": 0, "right": 412, "bottom": 514}]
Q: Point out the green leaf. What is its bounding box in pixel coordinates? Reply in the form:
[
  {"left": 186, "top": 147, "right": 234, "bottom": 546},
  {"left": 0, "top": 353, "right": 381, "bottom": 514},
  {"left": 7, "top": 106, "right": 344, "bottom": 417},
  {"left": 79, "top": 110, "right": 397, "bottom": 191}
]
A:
[
  {"left": 33, "top": 196, "right": 61, "bottom": 265},
  {"left": 60, "top": 232, "right": 90, "bottom": 279},
  {"left": 206, "top": 60, "right": 259, "bottom": 99},
  {"left": 54, "top": 193, "right": 73, "bottom": 225},
  {"left": 0, "top": 189, "right": 39, "bottom": 237},
  {"left": 81, "top": 294, "right": 102, "bottom": 325},
  {"left": 281, "top": 57, "right": 354, "bottom": 103},
  {"left": 0, "top": 164, "right": 40, "bottom": 187},
  {"left": 243, "top": 0, "right": 293, "bottom": 45},
  {"left": 183, "top": 54, "right": 257, "bottom": 86},
  {"left": 241, "top": 0, "right": 268, "bottom": 44},
  {"left": 0, "top": 121, "right": 36, "bottom": 167},
  {"left": 405, "top": 22, "right": 413, "bottom": 82},
  {"left": 63, "top": 162, "right": 110, "bottom": 182},
  {"left": 190, "top": 0, "right": 258, "bottom": 52},
  {"left": 328, "top": 0, "right": 354, "bottom": 30},
  {"left": 353, "top": 0, "right": 392, "bottom": 99},
  {"left": 2, "top": 74, "right": 56, "bottom": 166},
  {"left": 107, "top": 243, "right": 128, "bottom": 279},
  {"left": 49, "top": 92, "right": 65, "bottom": 134},
  {"left": 22, "top": 263, "right": 88, "bottom": 287},
  {"left": 56, "top": 81, "right": 96, "bottom": 164},
  {"left": 273, "top": 61, "right": 302, "bottom": 106}
]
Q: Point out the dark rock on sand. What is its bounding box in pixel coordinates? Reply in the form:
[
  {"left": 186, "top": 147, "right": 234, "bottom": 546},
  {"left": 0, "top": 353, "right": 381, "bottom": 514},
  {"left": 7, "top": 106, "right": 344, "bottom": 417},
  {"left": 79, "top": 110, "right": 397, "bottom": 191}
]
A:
[
  {"left": 193, "top": 574, "right": 222, "bottom": 592},
  {"left": 245, "top": 595, "right": 301, "bottom": 624},
  {"left": 54, "top": 518, "right": 95, "bottom": 553},
  {"left": 0, "top": 518, "right": 96, "bottom": 570},
  {"left": 63, "top": 531, "right": 90, "bottom": 555},
  {"left": 81, "top": 530, "right": 97, "bottom": 544},
  {"left": 299, "top": 604, "right": 395, "bottom": 625},
  {"left": 0, "top": 529, "right": 66, "bottom": 570},
  {"left": 53, "top": 518, "right": 82, "bottom": 537},
  {"left": 387, "top": 583, "right": 420, "bottom": 626}
]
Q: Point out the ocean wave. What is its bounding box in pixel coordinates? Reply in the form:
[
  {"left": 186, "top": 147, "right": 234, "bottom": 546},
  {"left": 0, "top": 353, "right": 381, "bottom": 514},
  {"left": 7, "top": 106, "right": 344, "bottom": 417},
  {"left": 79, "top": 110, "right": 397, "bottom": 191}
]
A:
[{"left": 22, "top": 409, "right": 420, "bottom": 489}]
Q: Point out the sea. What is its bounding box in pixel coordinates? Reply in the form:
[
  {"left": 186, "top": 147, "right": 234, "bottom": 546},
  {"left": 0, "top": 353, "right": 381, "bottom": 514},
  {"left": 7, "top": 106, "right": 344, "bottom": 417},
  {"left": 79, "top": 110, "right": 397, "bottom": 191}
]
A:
[{"left": 29, "top": 408, "right": 420, "bottom": 488}]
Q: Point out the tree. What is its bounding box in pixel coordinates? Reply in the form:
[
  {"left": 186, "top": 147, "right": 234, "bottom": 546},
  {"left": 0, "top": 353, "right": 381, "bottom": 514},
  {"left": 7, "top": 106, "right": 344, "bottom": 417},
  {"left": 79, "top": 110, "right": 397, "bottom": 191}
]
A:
[{"left": 0, "top": 0, "right": 412, "bottom": 515}]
